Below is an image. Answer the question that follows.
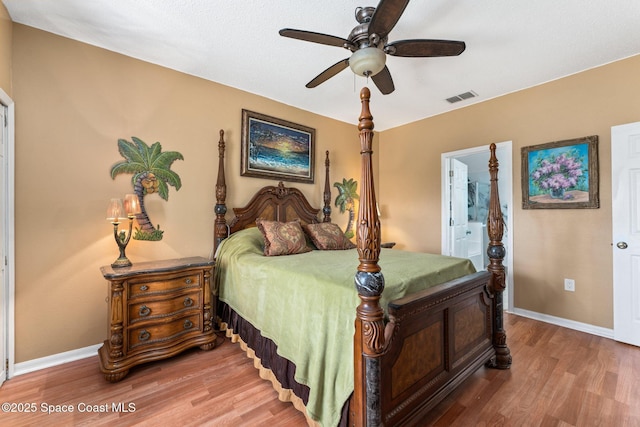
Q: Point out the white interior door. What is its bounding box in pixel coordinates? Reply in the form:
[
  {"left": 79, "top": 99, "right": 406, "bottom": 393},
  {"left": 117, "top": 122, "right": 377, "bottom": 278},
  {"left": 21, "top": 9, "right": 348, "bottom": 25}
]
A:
[
  {"left": 612, "top": 121, "right": 640, "bottom": 347},
  {"left": 0, "top": 105, "right": 6, "bottom": 386},
  {"left": 449, "top": 158, "right": 469, "bottom": 258},
  {"left": 0, "top": 89, "right": 13, "bottom": 383}
]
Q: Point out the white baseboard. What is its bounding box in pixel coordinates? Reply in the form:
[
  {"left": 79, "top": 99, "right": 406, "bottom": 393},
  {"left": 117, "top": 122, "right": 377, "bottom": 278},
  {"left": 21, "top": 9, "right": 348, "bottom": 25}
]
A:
[
  {"left": 12, "top": 343, "right": 101, "bottom": 378},
  {"left": 9, "top": 309, "right": 614, "bottom": 378},
  {"left": 510, "top": 308, "right": 614, "bottom": 340}
]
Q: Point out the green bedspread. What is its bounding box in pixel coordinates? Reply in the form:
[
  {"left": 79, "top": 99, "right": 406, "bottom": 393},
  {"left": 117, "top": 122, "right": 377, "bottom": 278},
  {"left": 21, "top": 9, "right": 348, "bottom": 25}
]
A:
[{"left": 215, "top": 227, "right": 475, "bottom": 427}]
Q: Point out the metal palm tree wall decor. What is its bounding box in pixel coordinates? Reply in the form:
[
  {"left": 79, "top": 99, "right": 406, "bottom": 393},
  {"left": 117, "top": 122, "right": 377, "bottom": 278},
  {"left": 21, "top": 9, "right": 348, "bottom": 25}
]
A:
[
  {"left": 334, "top": 178, "right": 359, "bottom": 239},
  {"left": 110, "top": 137, "right": 184, "bottom": 241}
]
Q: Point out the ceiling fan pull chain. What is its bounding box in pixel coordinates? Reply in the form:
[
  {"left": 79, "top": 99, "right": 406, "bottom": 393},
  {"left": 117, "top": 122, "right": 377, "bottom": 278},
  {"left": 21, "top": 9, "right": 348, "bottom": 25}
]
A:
[{"left": 354, "top": 73, "right": 371, "bottom": 93}]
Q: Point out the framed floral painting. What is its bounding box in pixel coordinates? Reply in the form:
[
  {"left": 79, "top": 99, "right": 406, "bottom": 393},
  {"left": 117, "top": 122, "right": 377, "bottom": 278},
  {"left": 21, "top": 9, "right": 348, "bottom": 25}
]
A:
[{"left": 521, "top": 136, "right": 599, "bottom": 209}]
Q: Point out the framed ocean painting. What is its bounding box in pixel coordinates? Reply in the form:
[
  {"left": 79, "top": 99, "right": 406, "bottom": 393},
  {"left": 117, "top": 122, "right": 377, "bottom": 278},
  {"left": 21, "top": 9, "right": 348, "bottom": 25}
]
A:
[
  {"left": 241, "top": 110, "right": 315, "bottom": 183},
  {"left": 521, "top": 135, "right": 599, "bottom": 209}
]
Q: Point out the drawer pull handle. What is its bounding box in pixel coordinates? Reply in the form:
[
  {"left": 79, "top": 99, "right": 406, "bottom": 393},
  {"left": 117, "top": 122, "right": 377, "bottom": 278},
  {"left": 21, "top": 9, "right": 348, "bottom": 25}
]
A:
[
  {"left": 140, "top": 285, "right": 149, "bottom": 291},
  {"left": 184, "top": 278, "right": 193, "bottom": 285},
  {"left": 184, "top": 297, "right": 194, "bottom": 307},
  {"left": 139, "top": 305, "right": 151, "bottom": 317},
  {"left": 139, "top": 330, "right": 150, "bottom": 341},
  {"left": 184, "top": 319, "right": 193, "bottom": 329}
]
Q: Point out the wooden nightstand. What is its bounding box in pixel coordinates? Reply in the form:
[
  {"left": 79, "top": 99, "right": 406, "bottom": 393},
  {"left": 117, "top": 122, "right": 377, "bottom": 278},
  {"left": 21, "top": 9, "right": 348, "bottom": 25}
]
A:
[{"left": 98, "top": 256, "right": 216, "bottom": 382}]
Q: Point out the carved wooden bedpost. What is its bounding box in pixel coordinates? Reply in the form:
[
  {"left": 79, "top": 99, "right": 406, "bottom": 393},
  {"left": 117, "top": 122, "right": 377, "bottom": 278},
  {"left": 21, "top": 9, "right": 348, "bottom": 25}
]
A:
[
  {"left": 323, "top": 150, "right": 332, "bottom": 222},
  {"left": 352, "top": 87, "right": 385, "bottom": 427},
  {"left": 486, "top": 143, "right": 512, "bottom": 369},
  {"left": 213, "top": 130, "right": 228, "bottom": 255}
]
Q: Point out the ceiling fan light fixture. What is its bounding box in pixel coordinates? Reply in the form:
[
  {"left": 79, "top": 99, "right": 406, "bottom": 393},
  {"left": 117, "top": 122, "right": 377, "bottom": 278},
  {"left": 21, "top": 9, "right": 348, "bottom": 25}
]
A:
[{"left": 349, "top": 47, "right": 386, "bottom": 77}]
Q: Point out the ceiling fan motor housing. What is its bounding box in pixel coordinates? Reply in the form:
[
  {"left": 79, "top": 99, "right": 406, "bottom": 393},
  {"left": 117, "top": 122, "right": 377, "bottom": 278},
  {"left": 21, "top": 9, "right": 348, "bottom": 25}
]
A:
[
  {"left": 349, "top": 7, "right": 385, "bottom": 50},
  {"left": 348, "top": 6, "right": 387, "bottom": 76}
]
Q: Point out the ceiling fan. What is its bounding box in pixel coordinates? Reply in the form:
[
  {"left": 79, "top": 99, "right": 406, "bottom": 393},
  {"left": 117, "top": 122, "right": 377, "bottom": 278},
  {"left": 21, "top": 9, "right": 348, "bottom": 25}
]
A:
[{"left": 279, "top": 0, "right": 465, "bottom": 95}]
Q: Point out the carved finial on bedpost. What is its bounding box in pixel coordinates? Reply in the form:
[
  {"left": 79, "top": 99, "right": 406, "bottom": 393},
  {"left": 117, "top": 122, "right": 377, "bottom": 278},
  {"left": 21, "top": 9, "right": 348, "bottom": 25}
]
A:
[
  {"left": 323, "top": 150, "right": 332, "bottom": 223},
  {"left": 353, "top": 87, "right": 385, "bottom": 427},
  {"left": 355, "top": 88, "right": 381, "bottom": 271},
  {"left": 486, "top": 143, "right": 512, "bottom": 370},
  {"left": 213, "top": 130, "right": 228, "bottom": 257}
]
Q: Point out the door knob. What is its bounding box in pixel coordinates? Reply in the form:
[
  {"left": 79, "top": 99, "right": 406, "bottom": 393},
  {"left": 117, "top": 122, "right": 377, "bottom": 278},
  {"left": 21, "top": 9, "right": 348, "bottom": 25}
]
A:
[{"left": 617, "top": 242, "right": 628, "bottom": 249}]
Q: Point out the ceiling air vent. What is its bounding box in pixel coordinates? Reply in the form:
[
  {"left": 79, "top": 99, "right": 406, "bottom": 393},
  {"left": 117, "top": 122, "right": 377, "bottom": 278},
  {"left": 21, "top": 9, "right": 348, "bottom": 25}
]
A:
[{"left": 446, "top": 91, "right": 478, "bottom": 104}]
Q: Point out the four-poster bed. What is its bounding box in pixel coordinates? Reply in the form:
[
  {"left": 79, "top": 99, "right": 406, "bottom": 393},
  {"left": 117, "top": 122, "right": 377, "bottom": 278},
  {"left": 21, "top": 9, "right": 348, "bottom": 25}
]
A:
[{"left": 212, "top": 87, "right": 511, "bottom": 426}]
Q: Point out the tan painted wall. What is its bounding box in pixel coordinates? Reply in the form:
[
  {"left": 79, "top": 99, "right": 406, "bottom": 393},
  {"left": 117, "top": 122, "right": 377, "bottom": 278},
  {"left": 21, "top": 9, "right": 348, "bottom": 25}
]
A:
[
  {"left": 379, "top": 54, "right": 640, "bottom": 329},
  {"left": 10, "top": 18, "right": 640, "bottom": 361},
  {"left": 12, "top": 24, "right": 364, "bottom": 362},
  {"left": 0, "top": 2, "right": 11, "bottom": 94}
]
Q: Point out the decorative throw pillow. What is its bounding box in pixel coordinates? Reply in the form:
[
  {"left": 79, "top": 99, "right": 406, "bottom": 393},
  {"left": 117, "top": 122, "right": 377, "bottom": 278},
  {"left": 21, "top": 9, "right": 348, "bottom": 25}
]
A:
[
  {"left": 303, "top": 222, "right": 356, "bottom": 250},
  {"left": 256, "top": 219, "right": 312, "bottom": 256}
]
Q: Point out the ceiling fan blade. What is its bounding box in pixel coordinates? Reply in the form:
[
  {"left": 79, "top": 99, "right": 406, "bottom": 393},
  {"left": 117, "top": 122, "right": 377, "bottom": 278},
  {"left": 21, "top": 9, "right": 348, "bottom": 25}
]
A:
[
  {"left": 386, "top": 39, "right": 466, "bottom": 57},
  {"left": 368, "top": 0, "right": 410, "bottom": 40},
  {"left": 306, "top": 58, "right": 350, "bottom": 88},
  {"left": 279, "top": 28, "right": 354, "bottom": 50},
  {"left": 371, "top": 66, "right": 395, "bottom": 95}
]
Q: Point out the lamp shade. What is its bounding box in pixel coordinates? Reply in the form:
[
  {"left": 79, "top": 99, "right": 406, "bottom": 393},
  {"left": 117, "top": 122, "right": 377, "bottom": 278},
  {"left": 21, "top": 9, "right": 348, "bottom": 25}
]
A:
[
  {"left": 123, "top": 193, "right": 141, "bottom": 216},
  {"left": 349, "top": 47, "right": 386, "bottom": 77},
  {"left": 106, "top": 198, "right": 124, "bottom": 222}
]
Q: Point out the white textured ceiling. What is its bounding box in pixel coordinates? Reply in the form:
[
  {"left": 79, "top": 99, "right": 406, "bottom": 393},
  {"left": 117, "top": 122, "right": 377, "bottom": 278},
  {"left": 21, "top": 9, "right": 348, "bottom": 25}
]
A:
[{"left": 4, "top": 0, "right": 640, "bottom": 130}]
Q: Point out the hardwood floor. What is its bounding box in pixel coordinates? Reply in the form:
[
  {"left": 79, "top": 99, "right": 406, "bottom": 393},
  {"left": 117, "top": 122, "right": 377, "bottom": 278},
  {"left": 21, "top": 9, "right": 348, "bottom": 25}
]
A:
[{"left": 1, "top": 313, "right": 639, "bottom": 426}]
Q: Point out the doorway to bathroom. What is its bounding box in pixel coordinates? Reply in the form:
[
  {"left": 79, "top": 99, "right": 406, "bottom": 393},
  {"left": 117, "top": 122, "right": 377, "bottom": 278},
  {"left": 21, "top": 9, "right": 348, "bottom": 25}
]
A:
[{"left": 441, "top": 142, "right": 513, "bottom": 310}]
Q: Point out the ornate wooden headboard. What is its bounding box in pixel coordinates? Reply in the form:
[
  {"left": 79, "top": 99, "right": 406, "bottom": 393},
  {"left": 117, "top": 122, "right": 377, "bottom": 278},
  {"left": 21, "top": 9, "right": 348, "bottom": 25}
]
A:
[
  {"left": 213, "top": 130, "right": 332, "bottom": 253},
  {"left": 228, "top": 182, "right": 323, "bottom": 233}
]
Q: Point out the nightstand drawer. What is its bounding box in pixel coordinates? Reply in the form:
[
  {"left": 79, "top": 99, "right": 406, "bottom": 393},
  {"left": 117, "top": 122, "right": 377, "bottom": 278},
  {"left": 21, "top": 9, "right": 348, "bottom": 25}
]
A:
[
  {"left": 128, "top": 291, "right": 201, "bottom": 323},
  {"left": 129, "top": 273, "right": 200, "bottom": 298},
  {"left": 128, "top": 314, "right": 201, "bottom": 351}
]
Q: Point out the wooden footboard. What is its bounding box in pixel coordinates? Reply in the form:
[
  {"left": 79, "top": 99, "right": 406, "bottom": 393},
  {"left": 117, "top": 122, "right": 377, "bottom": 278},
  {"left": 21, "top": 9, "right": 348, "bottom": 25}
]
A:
[{"left": 379, "top": 271, "right": 494, "bottom": 425}]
